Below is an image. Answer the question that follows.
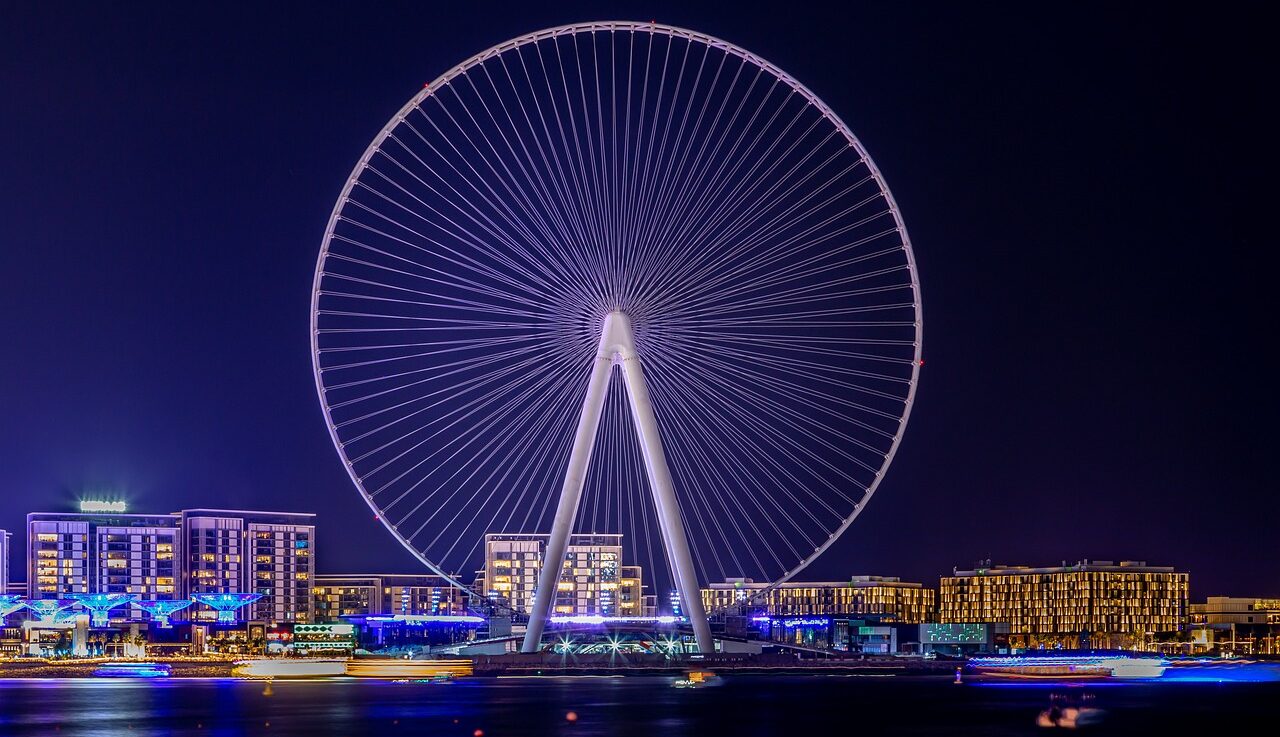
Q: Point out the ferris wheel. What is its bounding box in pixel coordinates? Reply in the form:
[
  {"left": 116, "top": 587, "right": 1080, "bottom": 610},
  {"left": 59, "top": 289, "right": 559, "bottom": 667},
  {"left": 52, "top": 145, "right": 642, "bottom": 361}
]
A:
[{"left": 311, "top": 21, "right": 921, "bottom": 652}]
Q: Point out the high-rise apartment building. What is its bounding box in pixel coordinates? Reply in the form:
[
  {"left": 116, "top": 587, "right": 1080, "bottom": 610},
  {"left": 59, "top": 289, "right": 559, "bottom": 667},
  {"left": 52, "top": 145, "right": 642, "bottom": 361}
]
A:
[
  {"left": 481, "top": 533, "right": 642, "bottom": 616},
  {"left": 939, "top": 560, "right": 1188, "bottom": 649},
  {"left": 27, "top": 512, "right": 181, "bottom": 621},
  {"left": 702, "top": 576, "right": 935, "bottom": 623},
  {"left": 181, "top": 510, "right": 315, "bottom": 624},
  {"left": 313, "top": 573, "right": 469, "bottom": 622},
  {"left": 22, "top": 507, "right": 315, "bottom": 625}
]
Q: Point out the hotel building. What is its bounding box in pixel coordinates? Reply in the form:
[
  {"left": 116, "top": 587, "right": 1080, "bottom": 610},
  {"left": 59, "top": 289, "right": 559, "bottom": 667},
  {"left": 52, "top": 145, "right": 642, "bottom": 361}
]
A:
[
  {"left": 479, "top": 533, "right": 647, "bottom": 616},
  {"left": 702, "top": 576, "right": 936, "bottom": 622},
  {"left": 939, "top": 560, "right": 1189, "bottom": 649},
  {"left": 313, "top": 574, "right": 469, "bottom": 621}
]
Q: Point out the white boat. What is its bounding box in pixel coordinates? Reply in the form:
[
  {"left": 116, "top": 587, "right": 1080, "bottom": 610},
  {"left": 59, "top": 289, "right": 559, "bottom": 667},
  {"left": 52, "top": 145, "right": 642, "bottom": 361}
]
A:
[{"left": 232, "top": 659, "right": 348, "bottom": 679}]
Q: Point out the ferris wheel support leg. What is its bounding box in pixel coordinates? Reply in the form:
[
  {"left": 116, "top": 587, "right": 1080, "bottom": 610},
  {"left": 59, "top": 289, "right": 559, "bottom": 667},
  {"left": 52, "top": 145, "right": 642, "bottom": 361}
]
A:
[
  {"left": 612, "top": 323, "right": 715, "bottom": 654},
  {"left": 520, "top": 352, "right": 614, "bottom": 653}
]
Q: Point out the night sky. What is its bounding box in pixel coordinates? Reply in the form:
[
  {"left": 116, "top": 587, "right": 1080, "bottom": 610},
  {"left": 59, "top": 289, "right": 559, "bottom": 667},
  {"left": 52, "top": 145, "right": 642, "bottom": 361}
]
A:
[{"left": 2, "top": 2, "right": 1272, "bottom": 597}]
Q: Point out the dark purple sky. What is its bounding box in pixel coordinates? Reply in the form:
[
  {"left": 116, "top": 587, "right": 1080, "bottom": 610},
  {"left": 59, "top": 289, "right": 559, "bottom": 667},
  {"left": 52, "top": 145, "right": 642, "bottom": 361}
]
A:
[{"left": 2, "top": 2, "right": 1272, "bottom": 596}]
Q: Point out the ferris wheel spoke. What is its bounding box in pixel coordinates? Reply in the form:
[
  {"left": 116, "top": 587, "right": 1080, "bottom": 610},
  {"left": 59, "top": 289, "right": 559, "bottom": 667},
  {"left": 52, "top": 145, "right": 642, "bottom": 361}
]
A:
[
  {"left": 460, "top": 59, "right": 600, "bottom": 273},
  {"left": 662, "top": 353, "right": 892, "bottom": 495},
  {"left": 427, "top": 83, "right": 613, "bottom": 306},
  {"left": 622, "top": 50, "right": 740, "bottom": 302},
  {"left": 354, "top": 163, "right": 583, "bottom": 307},
  {"left": 369, "top": 353, "right": 585, "bottom": 513},
  {"left": 414, "top": 364, "right": 585, "bottom": 555},
  {"left": 649, "top": 375, "right": 809, "bottom": 570},
  {"left": 624, "top": 37, "right": 712, "bottom": 299},
  {"left": 394, "top": 363, "right": 583, "bottom": 539},
  {"left": 399, "top": 94, "right": 595, "bottom": 277},
  {"left": 337, "top": 196, "right": 567, "bottom": 307},
  {"left": 642, "top": 174, "right": 887, "bottom": 315},
  {"left": 649, "top": 376, "right": 789, "bottom": 573}
]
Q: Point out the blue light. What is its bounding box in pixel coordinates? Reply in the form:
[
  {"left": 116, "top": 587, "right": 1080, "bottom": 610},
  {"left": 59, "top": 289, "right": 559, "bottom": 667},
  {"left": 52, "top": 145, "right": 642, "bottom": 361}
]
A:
[
  {"left": 191, "top": 593, "right": 263, "bottom": 624},
  {"left": 67, "top": 593, "right": 137, "bottom": 627},
  {"left": 135, "top": 599, "right": 193, "bottom": 627}
]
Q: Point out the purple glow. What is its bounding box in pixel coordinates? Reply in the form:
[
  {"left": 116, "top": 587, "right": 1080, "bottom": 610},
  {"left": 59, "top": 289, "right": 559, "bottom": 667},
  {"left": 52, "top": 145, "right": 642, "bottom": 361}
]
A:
[{"left": 549, "top": 615, "right": 684, "bottom": 626}]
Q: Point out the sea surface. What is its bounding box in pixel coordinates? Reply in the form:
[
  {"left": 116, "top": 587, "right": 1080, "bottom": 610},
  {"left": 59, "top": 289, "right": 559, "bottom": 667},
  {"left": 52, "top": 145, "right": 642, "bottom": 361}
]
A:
[{"left": 1, "top": 675, "right": 1276, "bottom": 735}]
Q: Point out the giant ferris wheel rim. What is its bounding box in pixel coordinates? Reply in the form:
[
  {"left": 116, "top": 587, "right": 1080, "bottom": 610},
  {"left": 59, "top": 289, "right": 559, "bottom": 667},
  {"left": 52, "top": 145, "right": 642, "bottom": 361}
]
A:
[{"left": 310, "top": 20, "right": 923, "bottom": 603}]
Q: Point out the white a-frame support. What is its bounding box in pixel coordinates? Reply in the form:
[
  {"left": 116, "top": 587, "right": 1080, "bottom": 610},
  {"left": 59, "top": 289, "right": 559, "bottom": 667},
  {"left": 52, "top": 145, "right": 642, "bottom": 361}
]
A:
[{"left": 521, "top": 311, "right": 714, "bottom": 653}]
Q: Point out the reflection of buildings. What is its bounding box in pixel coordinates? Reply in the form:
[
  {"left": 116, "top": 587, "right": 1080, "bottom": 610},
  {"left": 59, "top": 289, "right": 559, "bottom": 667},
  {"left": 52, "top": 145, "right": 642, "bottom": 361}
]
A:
[
  {"left": 313, "top": 574, "right": 469, "bottom": 621},
  {"left": 477, "top": 533, "right": 654, "bottom": 616},
  {"left": 940, "top": 560, "right": 1189, "bottom": 649},
  {"left": 702, "top": 576, "right": 935, "bottom": 622},
  {"left": 1190, "top": 597, "right": 1280, "bottom": 654}
]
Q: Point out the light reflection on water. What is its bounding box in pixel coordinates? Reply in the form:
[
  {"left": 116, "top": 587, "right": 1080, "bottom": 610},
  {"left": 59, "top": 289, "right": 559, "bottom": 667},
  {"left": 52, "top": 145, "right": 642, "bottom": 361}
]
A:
[{"left": 1, "top": 674, "right": 1278, "bottom": 736}]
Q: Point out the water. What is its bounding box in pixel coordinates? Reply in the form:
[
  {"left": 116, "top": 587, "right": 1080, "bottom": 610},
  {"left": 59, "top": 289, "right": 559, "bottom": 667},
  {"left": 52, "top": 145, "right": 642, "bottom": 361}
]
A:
[{"left": 1, "top": 675, "right": 1277, "bottom": 735}]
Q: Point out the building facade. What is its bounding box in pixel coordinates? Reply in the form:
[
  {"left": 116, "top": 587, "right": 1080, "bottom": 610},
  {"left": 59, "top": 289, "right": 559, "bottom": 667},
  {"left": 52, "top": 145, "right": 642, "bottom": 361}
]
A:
[
  {"left": 313, "top": 574, "right": 469, "bottom": 622},
  {"left": 702, "top": 576, "right": 936, "bottom": 622},
  {"left": 181, "top": 510, "right": 315, "bottom": 624},
  {"left": 939, "top": 560, "right": 1189, "bottom": 649},
  {"left": 1190, "top": 596, "right": 1280, "bottom": 654},
  {"left": 27, "top": 512, "right": 182, "bottom": 622},
  {"left": 480, "top": 533, "right": 645, "bottom": 616},
  {"left": 21, "top": 508, "right": 315, "bottom": 625}
]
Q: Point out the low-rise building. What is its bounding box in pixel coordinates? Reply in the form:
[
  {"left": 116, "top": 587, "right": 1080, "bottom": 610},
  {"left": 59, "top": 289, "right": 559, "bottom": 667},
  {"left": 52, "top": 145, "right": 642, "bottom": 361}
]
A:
[
  {"left": 313, "top": 574, "right": 469, "bottom": 621},
  {"left": 1190, "top": 596, "right": 1280, "bottom": 654},
  {"left": 481, "top": 533, "right": 647, "bottom": 616},
  {"left": 939, "top": 560, "right": 1189, "bottom": 650},
  {"left": 702, "top": 576, "right": 935, "bottom": 622}
]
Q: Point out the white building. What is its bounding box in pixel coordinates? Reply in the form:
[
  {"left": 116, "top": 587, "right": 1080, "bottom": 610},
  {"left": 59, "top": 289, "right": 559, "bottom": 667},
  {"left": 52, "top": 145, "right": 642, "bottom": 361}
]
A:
[
  {"left": 23, "top": 507, "right": 315, "bottom": 625},
  {"left": 181, "top": 509, "right": 315, "bottom": 624},
  {"left": 27, "top": 512, "right": 182, "bottom": 622},
  {"left": 480, "top": 533, "right": 642, "bottom": 616}
]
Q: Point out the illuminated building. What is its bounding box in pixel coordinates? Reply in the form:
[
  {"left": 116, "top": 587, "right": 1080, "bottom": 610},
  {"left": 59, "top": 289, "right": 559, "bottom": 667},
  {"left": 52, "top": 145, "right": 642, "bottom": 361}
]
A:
[
  {"left": 620, "top": 566, "right": 656, "bottom": 617},
  {"left": 1189, "top": 596, "right": 1280, "bottom": 654},
  {"left": 26, "top": 511, "right": 181, "bottom": 622},
  {"left": 23, "top": 506, "right": 315, "bottom": 625},
  {"left": 939, "top": 560, "right": 1189, "bottom": 649},
  {"left": 0, "top": 529, "right": 9, "bottom": 595},
  {"left": 481, "top": 533, "right": 641, "bottom": 616},
  {"left": 181, "top": 509, "right": 315, "bottom": 624},
  {"left": 702, "top": 576, "right": 936, "bottom": 622},
  {"left": 312, "top": 574, "right": 469, "bottom": 622}
]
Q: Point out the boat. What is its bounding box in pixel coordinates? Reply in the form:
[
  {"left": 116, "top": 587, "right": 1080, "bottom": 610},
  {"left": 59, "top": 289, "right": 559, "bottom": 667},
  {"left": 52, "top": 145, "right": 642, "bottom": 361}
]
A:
[
  {"left": 968, "top": 653, "right": 1168, "bottom": 680},
  {"left": 93, "top": 662, "right": 172, "bottom": 678},
  {"left": 232, "top": 659, "right": 348, "bottom": 679},
  {"left": 674, "top": 669, "right": 717, "bottom": 688}
]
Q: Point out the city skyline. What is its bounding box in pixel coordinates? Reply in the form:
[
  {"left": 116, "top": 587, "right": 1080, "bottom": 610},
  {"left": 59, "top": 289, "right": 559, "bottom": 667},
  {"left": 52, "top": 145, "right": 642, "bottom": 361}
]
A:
[{"left": 3, "top": 3, "right": 1272, "bottom": 598}]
